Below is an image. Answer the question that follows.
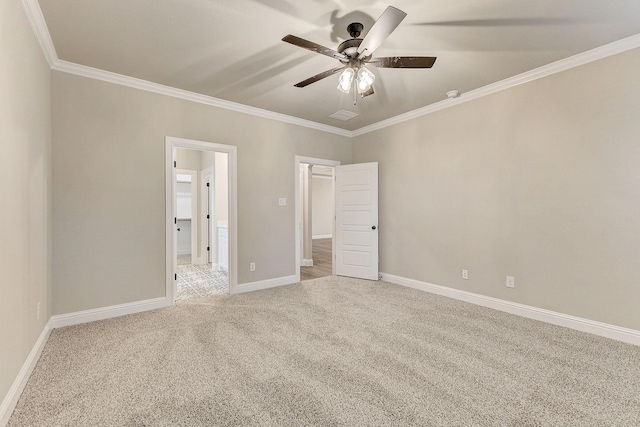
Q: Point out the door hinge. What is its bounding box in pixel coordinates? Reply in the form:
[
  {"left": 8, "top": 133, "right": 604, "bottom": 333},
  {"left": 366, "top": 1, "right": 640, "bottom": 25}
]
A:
[
  {"left": 173, "top": 161, "right": 176, "bottom": 168},
  {"left": 207, "top": 246, "right": 210, "bottom": 251},
  {"left": 207, "top": 214, "right": 210, "bottom": 219},
  {"left": 174, "top": 217, "right": 177, "bottom": 224},
  {"left": 206, "top": 182, "right": 210, "bottom": 187},
  {"left": 174, "top": 273, "right": 177, "bottom": 280}
]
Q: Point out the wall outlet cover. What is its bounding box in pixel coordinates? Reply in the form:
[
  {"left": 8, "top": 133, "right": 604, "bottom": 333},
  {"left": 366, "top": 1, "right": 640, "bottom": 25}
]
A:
[{"left": 506, "top": 276, "right": 515, "bottom": 288}]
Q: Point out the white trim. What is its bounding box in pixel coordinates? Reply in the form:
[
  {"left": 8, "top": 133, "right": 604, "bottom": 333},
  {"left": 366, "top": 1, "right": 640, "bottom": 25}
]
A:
[
  {"left": 294, "top": 156, "right": 340, "bottom": 283},
  {"left": 301, "top": 259, "right": 314, "bottom": 267},
  {"left": 20, "top": 0, "right": 57, "bottom": 67},
  {"left": 312, "top": 234, "right": 332, "bottom": 240},
  {"left": 166, "top": 137, "right": 238, "bottom": 300},
  {"left": 0, "top": 319, "right": 52, "bottom": 426},
  {"left": 312, "top": 175, "right": 333, "bottom": 181},
  {"left": 381, "top": 273, "right": 640, "bottom": 346},
  {"left": 165, "top": 142, "right": 176, "bottom": 303},
  {"left": 234, "top": 275, "right": 298, "bottom": 294},
  {"left": 51, "top": 60, "right": 352, "bottom": 137},
  {"left": 352, "top": 33, "right": 640, "bottom": 137},
  {"left": 51, "top": 297, "right": 170, "bottom": 328}
]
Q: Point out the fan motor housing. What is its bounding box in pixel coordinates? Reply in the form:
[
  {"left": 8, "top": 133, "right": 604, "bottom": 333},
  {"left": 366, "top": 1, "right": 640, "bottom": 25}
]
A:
[{"left": 337, "top": 38, "right": 363, "bottom": 59}]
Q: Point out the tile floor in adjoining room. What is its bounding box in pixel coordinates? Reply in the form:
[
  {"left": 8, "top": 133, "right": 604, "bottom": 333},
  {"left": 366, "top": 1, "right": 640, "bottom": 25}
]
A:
[{"left": 176, "top": 255, "right": 228, "bottom": 302}]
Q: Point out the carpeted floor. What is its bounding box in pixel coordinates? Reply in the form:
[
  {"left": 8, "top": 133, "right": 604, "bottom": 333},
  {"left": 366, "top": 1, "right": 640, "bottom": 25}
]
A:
[{"left": 8, "top": 277, "right": 640, "bottom": 426}]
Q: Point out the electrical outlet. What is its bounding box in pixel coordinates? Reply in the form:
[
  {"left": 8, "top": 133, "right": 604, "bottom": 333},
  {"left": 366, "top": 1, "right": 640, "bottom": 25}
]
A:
[
  {"left": 250, "top": 262, "right": 256, "bottom": 272},
  {"left": 37, "top": 302, "right": 41, "bottom": 320},
  {"left": 462, "top": 269, "right": 469, "bottom": 280},
  {"left": 506, "top": 276, "right": 515, "bottom": 288},
  {"left": 278, "top": 198, "right": 287, "bottom": 206}
]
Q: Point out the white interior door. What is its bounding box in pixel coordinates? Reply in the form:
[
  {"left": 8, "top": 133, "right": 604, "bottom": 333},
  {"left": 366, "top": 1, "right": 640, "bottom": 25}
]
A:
[{"left": 335, "top": 162, "right": 378, "bottom": 280}]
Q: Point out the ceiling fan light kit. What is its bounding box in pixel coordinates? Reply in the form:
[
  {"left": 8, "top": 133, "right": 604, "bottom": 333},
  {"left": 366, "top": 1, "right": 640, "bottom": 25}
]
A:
[
  {"left": 337, "top": 65, "right": 376, "bottom": 95},
  {"left": 337, "top": 67, "right": 355, "bottom": 93},
  {"left": 357, "top": 67, "right": 375, "bottom": 93},
  {"left": 282, "top": 6, "right": 437, "bottom": 100}
]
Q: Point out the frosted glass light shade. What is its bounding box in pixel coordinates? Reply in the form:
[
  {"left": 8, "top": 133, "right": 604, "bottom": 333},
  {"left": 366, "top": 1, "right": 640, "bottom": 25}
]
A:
[
  {"left": 356, "top": 67, "right": 375, "bottom": 93},
  {"left": 337, "top": 68, "right": 355, "bottom": 93}
]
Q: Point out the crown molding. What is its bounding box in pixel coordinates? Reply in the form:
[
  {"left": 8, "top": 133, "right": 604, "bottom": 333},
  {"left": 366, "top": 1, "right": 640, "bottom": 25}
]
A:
[
  {"left": 20, "top": 0, "right": 351, "bottom": 138},
  {"left": 352, "top": 33, "right": 640, "bottom": 137},
  {"left": 51, "top": 60, "right": 353, "bottom": 137},
  {"left": 20, "top": 0, "right": 640, "bottom": 139},
  {"left": 20, "top": 0, "right": 58, "bottom": 67}
]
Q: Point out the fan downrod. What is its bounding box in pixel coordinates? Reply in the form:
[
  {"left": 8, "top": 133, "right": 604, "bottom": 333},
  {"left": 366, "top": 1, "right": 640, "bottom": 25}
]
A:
[{"left": 347, "top": 22, "right": 364, "bottom": 38}]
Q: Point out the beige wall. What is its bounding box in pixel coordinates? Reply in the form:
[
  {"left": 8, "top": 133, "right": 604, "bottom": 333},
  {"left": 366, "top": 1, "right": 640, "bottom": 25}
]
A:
[
  {"left": 353, "top": 48, "right": 640, "bottom": 330},
  {"left": 0, "top": 0, "right": 52, "bottom": 411},
  {"left": 51, "top": 71, "right": 352, "bottom": 314},
  {"left": 215, "top": 152, "right": 229, "bottom": 224},
  {"left": 312, "top": 176, "right": 333, "bottom": 237},
  {"left": 175, "top": 147, "right": 201, "bottom": 171}
]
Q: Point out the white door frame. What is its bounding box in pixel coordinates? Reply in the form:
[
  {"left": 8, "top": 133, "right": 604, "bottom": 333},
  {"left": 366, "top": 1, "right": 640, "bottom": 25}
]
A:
[
  {"left": 166, "top": 137, "right": 238, "bottom": 302},
  {"left": 294, "top": 156, "right": 340, "bottom": 282}
]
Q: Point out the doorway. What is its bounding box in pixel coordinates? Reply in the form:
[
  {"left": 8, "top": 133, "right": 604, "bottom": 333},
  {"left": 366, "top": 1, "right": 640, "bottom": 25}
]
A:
[
  {"left": 294, "top": 156, "right": 340, "bottom": 282},
  {"left": 166, "top": 137, "right": 237, "bottom": 303}
]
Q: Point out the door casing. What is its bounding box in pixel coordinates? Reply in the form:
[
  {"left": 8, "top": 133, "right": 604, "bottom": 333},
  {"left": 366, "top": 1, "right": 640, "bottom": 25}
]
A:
[
  {"left": 165, "top": 137, "right": 237, "bottom": 302},
  {"left": 294, "top": 156, "right": 340, "bottom": 282}
]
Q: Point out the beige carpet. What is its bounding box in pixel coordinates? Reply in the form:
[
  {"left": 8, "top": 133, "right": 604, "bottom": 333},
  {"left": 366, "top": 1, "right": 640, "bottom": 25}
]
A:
[{"left": 9, "top": 277, "right": 640, "bottom": 426}]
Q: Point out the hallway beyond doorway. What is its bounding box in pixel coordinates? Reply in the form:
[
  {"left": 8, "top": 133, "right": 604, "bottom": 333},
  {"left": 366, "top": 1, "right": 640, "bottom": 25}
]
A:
[{"left": 300, "top": 238, "right": 332, "bottom": 281}]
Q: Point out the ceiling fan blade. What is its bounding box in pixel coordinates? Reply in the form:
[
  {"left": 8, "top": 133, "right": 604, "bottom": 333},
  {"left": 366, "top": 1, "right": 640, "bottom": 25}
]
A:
[
  {"left": 369, "top": 56, "right": 437, "bottom": 68},
  {"left": 282, "top": 35, "right": 347, "bottom": 61},
  {"left": 294, "top": 66, "right": 346, "bottom": 88},
  {"left": 357, "top": 6, "right": 407, "bottom": 59}
]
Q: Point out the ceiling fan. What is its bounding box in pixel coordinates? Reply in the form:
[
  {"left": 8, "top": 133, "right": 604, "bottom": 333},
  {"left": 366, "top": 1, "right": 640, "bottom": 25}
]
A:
[{"left": 282, "top": 6, "right": 436, "bottom": 100}]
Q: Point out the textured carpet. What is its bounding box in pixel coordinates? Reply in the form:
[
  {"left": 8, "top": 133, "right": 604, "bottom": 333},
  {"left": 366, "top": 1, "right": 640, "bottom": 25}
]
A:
[{"left": 9, "top": 277, "right": 640, "bottom": 426}]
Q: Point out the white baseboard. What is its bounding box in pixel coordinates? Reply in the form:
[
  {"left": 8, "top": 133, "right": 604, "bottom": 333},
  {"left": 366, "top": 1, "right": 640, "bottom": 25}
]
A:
[
  {"left": 0, "top": 319, "right": 52, "bottom": 426},
  {"left": 381, "top": 273, "right": 640, "bottom": 346},
  {"left": 312, "top": 234, "right": 332, "bottom": 240},
  {"left": 234, "top": 275, "right": 298, "bottom": 294},
  {"left": 51, "top": 297, "right": 171, "bottom": 328},
  {"left": 301, "top": 259, "right": 314, "bottom": 267}
]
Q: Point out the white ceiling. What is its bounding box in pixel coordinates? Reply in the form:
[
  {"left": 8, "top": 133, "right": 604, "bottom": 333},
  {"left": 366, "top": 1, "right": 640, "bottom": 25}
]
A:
[{"left": 37, "top": 0, "right": 640, "bottom": 131}]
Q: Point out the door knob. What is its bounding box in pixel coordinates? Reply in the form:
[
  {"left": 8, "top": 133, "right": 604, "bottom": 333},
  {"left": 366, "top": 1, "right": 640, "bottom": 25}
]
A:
[{"left": 372, "top": 226, "right": 377, "bottom": 230}]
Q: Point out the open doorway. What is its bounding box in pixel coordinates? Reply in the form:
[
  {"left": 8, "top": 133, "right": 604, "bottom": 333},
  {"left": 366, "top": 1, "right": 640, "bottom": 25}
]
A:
[
  {"left": 173, "top": 148, "right": 229, "bottom": 301},
  {"left": 295, "top": 156, "right": 340, "bottom": 282},
  {"left": 166, "top": 137, "right": 237, "bottom": 303}
]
